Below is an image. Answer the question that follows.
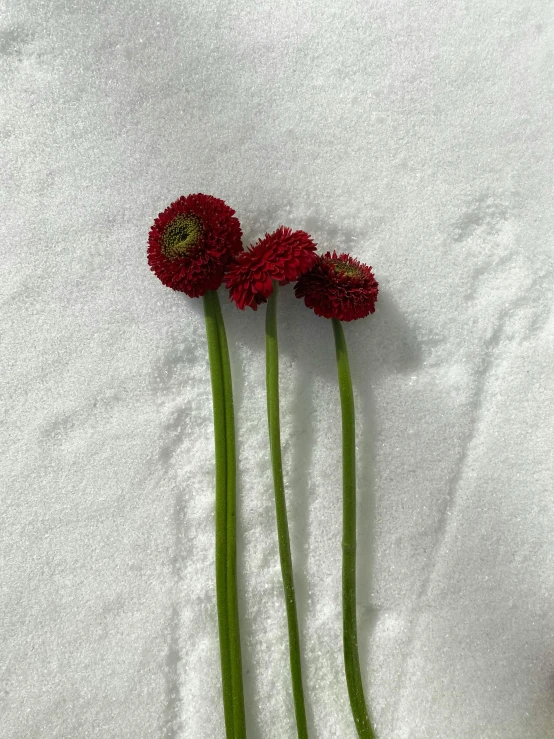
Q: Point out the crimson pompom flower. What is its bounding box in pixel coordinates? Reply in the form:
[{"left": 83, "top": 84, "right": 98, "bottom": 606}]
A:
[
  {"left": 294, "top": 251, "right": 378, "bottom": 321},
  {"left": 225, "top": 226, "right": 317, "bottom": 310},
  {"left": 147, "top": 193, "right": 243, "bottom": 298}
]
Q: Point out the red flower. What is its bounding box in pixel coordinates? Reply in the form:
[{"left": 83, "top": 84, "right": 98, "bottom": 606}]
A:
[
  {"left": 225, "top": 226, "right": 317, "bottom": 310},
  {"left": 294, "top": 251, "right": 378, "bottom": 321},
  {"left": 148, "top": 193, "right": 242, "bottom": 298}
]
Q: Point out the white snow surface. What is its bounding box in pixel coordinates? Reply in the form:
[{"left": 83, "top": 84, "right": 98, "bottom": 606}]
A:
[{"left": 1, "top": 0, "right": 554, "bottom": 737}]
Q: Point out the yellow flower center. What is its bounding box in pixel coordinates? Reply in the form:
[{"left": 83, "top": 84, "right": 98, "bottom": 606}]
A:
[
  {"left": 332, "top": 260, "right": 359, "bottom": 277},
  {"left": 162, "top": 214, "right": 203, "bottom": 259}
]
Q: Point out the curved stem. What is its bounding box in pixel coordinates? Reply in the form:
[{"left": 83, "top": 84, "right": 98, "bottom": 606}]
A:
[
  {"left": 332, "top": 318, "right": 375, "bottom": 739},
  {"left": 203, "top": 291, "right": 234, "bottom": 736},
  {"left": 213, "top": 291, "right": 247, "bottom": 738},
  {"left": 266, "top": 283, "right": 309, "bottom": 738}
]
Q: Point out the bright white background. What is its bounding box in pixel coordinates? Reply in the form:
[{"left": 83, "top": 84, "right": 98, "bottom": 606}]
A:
[{"left": 1, "top": 1, "right": 553, "bottom": 737}]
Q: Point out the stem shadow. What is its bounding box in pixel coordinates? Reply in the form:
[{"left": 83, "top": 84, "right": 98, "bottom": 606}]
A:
[
  {"left": 286, "top": 359, "right": 317, "bottom": 734},
  {"left": 180, "top": 205, "right": 423, "bottom": 734}
]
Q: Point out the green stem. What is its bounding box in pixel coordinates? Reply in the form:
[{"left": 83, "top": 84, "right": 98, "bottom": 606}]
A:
[
  {"left": 332, "top": 318, "right": 375, "bottom": 739},
  {"left": 213, "top": 290, "right": 247, "bottom": 739},
  {"left": 266, "top": 283, "right": 309, "bottom": 739},
  {"left": 203, "top": 291, "right": 234, "bottom": 736}
]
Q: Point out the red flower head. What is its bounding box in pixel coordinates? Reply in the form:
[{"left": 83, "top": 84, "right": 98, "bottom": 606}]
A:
[
  {"left": 225, "top": 226, "right": 317, "bottom": 310},
  {"left": 294, "top": 251, "right": 378, "bottom": 321},
  {"left": 148, "top": 193, "right": 243, "bottom": 298}
]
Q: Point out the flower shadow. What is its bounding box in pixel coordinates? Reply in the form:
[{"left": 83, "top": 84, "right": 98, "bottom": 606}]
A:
[
  {"left": 217, "top": 210, "right": 421, "bottom": 735},
  {"left": 282, "top": 284, "right": 422, "bottom": 707}
]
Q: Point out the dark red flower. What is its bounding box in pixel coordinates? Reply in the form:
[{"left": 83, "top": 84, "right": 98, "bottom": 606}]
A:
[
  {"left": 148, "top": 193, "right": 243, "bottom": 298},
  {"left": 225, "top": 226, "right": 317, "bottom": 310},
  {"left": 294, "top": 251, "right": 378, "bottom": 321}
]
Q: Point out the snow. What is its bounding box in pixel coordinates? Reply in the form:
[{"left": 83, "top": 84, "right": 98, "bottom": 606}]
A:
[{"left": 1, "top": 0, "right": 553, "bottom": 737}]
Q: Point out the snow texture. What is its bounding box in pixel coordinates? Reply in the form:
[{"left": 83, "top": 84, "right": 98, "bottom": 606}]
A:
[{"left": 1, "top": 0, "right": 553, "bottom": 737}]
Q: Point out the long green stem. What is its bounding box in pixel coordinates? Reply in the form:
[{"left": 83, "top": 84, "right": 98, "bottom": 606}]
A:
[
  {"left": 266, "top": 283, "right": 309, "bottom": 738},
  {"left": 332, "top": 318, "right": 375, "bottom": 739},
  {"left": 213, "top": 291, "right": 247, "bottom": 738},
  {"left": 203, "top": 291, "right": 234, "bottom": 736}
]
